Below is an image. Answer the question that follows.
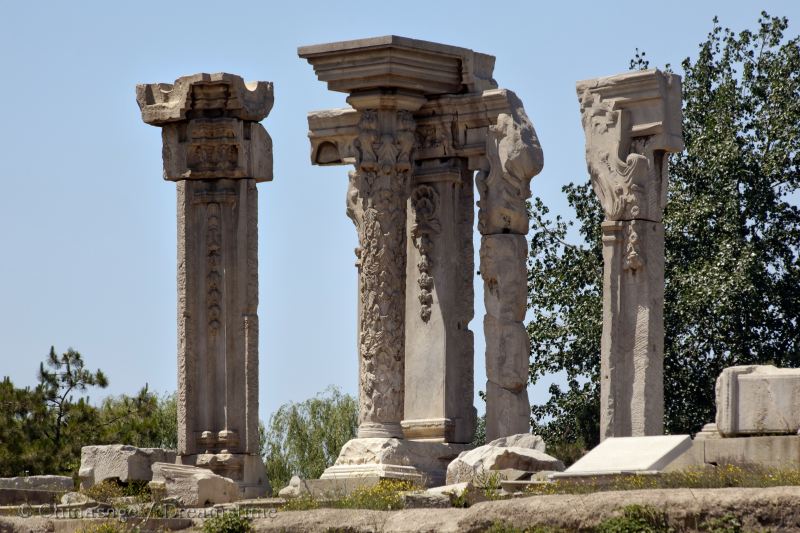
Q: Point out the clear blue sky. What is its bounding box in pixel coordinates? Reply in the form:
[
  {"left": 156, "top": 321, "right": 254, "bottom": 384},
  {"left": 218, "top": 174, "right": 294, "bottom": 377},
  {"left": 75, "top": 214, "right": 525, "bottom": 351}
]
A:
[{"left": 1, "top": 1, "right": 797, "bottom": 423}]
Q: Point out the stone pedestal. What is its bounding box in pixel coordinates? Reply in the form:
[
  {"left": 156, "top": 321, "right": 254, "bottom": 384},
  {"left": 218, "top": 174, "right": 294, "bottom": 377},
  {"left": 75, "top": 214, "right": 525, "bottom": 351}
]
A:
[
  {"left": 576, "top": 70, "right": 683, "bottom": 440},
  {"left": 321, "top": 438, "right": 469, "bottom": 487},
  {"left": 136, "top": 73, "right": 273, "bottom": 498}
]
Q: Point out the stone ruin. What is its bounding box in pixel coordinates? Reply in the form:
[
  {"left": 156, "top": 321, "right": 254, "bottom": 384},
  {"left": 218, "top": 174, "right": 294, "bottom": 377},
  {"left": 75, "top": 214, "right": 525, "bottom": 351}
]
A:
[
  {"left": 298, "top": 36, "right": 543, "bottom": 484},
  {"left": 42, "top": 34, "right": 798, "bottom": 506}
]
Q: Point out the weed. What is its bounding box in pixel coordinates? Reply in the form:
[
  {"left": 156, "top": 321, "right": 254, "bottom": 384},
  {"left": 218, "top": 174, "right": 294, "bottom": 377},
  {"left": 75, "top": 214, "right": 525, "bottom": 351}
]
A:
[
  {"left": 699, "top": 513, "right": 742, "bottom": 533},
  {"left": 81, "top": 481, "right": 126, "bottom": 503},
  {"left": 596, "top": 505, "right": 673, "bottom": 533},
  {"left": 201, "top": 511, "right": 252, "bottom": 533},
  {"left": 78, "top": 521, "right": 140, "bottom": 533}
]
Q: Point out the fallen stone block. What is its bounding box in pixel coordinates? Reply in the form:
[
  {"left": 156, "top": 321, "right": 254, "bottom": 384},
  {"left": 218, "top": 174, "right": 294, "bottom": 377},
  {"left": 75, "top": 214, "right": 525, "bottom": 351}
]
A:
[
  {"left": 487, "top": 433, "right": 546, "bottom": 452},
  {"left": 426, "top": 482, "right": 486, "bottom": 506},
  {"left": 0, "top": 475, "right": 73, "bottom": 492},
  {"left": 79, "top": 445, "right": 176, "bottom": 489},
  {"left": 60, "top": 492, "right": 94, "bottom": 506},
  {"left": 716, "top": 365, "right": 800, "bottom": 436},
  {"left": 446, "top": 444, "right": 563, "bottom": 485},
  {"left": 553, "top": 435, "right": 692, "bottom": 478},
  {"left": 402, "top": 491, "right": 451, "bottom": 509},
  {"left": 149, "top": 463, "right": 238, "bottom": 507}
]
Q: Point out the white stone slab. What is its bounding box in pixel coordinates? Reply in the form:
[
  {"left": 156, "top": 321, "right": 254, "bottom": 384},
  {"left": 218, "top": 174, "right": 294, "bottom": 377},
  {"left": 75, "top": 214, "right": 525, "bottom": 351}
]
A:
[{"left": 556, "top": 436, "right": 692, "bottom": 476}]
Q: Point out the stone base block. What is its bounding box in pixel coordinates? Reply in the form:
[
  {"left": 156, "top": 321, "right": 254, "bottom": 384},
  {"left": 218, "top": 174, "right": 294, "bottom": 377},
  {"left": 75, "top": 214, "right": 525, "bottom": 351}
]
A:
[
  {"left": 667, "top": 435, "right": 800, "bottom": 471},
  {"left": 149, "top": 463, "right": 238, "bottom": 507},
  {"left": 321, "top": 464, "right": 422, "bottom": 483},
  {"left": 716, "top": 365, "right": 800, "bottom": 436},
  {"left": 705, "top": 436, "right": 800, "bottom": 468},
  {"left": 178, "top": 453, "right": 270, "bottom": 498},
  {"left": 324, "top": 438, "right": 470, "bottom": 487},
  {"left": 279, "top": 475, "right": 382, "bottom": 499},
  {"left": 79, "top": 445, "right": 176, "bottom": 489}
]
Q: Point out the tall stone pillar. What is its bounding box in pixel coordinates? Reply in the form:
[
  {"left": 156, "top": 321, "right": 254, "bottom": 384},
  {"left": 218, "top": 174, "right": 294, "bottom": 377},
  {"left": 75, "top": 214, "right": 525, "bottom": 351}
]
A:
[
  {"left": 136, "top": 73, "right": 273, "bottom": 497},
  {"left": 576, "top": 70, "right": 683, "bottom": 440},
  {"left": 477, "top": 96, "right": 544, "bottom": 441}
]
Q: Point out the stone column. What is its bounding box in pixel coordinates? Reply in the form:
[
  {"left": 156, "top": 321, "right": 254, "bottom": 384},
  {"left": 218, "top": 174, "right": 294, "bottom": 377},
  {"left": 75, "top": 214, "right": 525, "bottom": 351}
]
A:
[
  {"left": 477, "top": 96, "right": 544, "bottom": 441},
  {"left": 136, "top": 73, "right": 273, "bottom": 497},
  {"left": 576, "top": 69, "right": 683, "bottom": 440},
  {"left": 345, "top": 94, "right": 425, "bottom": 439}
]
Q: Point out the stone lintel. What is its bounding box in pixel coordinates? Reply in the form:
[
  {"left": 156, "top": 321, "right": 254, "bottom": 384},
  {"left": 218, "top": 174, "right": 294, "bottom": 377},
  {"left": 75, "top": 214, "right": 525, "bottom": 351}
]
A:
[
  {"left": 298, "top": 35, "right": 497, "bottom": 96},
  {"left": 576, "top": 69, "right": 683, "bottom": 154},
  {"left": 306, "top": 89, "right": 523, "bottom": 168}
]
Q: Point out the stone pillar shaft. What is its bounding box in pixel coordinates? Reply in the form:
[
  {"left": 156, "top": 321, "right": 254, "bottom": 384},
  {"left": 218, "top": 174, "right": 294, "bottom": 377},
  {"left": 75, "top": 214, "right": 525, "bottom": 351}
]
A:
[
  {"left": 347, "top": 100, "right": 421, "bottom": 439},
  {"left": 402, "top": 163, "right": 476, "bottom": 443},
  {"left": 600, "top": 220, "right": 664, "bottom": 437}
]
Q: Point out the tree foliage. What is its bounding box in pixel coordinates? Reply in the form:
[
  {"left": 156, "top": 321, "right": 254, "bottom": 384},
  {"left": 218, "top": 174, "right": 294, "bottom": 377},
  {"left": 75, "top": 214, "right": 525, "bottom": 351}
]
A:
[
  {"left": 261, "top": 386, "right": 358, "bottom": 490},
  {"left": 529, "top": 13, "right": 800, "bottom": 449},
  {"left": 0, "top": 347, "right": 177, "bottom": 476}
]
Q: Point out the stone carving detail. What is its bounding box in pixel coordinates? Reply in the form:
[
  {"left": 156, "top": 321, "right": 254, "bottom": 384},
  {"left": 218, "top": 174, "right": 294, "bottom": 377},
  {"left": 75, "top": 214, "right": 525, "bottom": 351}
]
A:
[
  {"left": 347, "top": 108, "right": 415, "bottom": 433},
  {"left": 623, "top": 221, "right": 643, "bottom": 271},
  {"left": 578, "top": 90, "right": 650, "bottom": 221},
  {"left": 205, "top": 203, "right": 222, "bottom": 336},
  {"left": 477, "top": 101, "right": 543, "bottom": 235},
  {"left": 410, "top": 185, "right": 441, "bottom": 322}
]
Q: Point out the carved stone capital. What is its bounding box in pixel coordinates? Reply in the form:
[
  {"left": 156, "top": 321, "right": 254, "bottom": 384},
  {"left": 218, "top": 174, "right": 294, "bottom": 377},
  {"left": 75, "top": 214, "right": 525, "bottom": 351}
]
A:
[
  {"left": 137, "top": 73, "right": 273, "bottom": 182},
  {"left": 476, "top": 92, "right": 544, "bottom": 235},
  {"left": 576, "top": 69, "right": 683, "bottom": 222}
]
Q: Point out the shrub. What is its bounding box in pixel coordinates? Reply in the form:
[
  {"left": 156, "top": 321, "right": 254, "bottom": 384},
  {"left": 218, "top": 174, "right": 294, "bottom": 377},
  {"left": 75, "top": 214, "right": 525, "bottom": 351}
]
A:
[{"left": 201, "top": 511, "right": 252, "bottom": 533}]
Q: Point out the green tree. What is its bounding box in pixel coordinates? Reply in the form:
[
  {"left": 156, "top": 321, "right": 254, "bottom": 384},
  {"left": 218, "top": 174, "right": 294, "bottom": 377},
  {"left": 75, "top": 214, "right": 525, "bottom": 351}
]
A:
[
  {"left": 96, "top": 388, "right": 177, "bottom": 449},
  {"left": 0, "top": 347, "right": 178, "bottom": 476},
  {"left": 38, "top": 346, "right": 108, "bottom": 451},
  {"left": 262, "top": 386, "right": 358, "bottom": 490},
  {"left": 529, "top": 13, "right": 800, "bottom": 450}
]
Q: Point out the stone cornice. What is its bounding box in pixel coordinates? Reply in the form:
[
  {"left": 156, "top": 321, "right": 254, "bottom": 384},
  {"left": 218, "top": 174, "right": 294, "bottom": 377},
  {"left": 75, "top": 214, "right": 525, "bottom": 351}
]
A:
[
  {"left": 307, "top": 88, "right": 532, "bottom": 171},
  {"left": 136, "top": 73, "right": 274, "bottom": 125}
]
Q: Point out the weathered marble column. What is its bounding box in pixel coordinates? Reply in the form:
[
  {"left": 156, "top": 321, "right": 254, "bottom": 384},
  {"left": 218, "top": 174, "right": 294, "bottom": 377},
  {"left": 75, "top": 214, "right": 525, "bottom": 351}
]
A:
[
  {"left": 136, "top": 73, "right": 273, "bottom": 497},
  {"left": 576, "top": 70, "right": 683, "bottom": 440},
  {"left": 477, "top": 95, "right": 544, "bottom": 441},
  {"left": 345, "top": 94, "right": 425, "bottom": 439}
]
